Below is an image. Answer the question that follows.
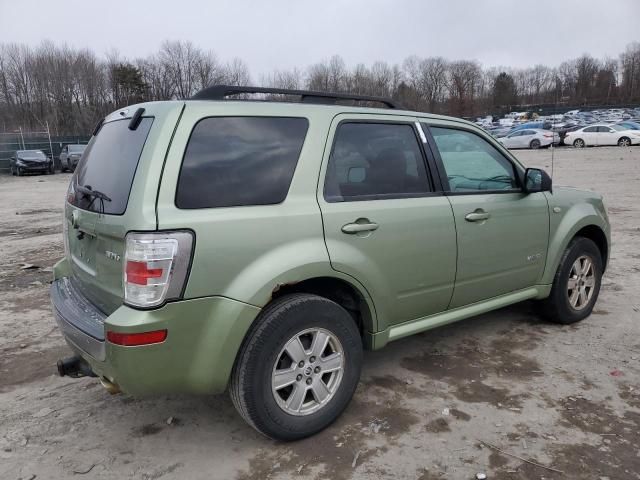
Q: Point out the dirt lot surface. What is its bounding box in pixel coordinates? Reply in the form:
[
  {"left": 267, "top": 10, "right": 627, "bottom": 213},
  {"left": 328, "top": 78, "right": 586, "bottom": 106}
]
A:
[{"left": 1, "top": 146, "right": 639, "bottom": 480}]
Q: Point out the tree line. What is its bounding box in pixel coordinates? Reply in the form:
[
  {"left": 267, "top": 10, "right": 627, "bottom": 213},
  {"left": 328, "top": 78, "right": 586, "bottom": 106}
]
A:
[{"left": 1, "top": 40, "right": 639, "bottom": 135}]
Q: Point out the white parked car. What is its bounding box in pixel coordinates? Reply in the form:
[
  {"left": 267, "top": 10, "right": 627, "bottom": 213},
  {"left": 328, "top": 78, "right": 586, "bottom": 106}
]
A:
[
  {"left": 498, "top": 128, "right": 560, "bottom": 149},
  {"left": 564, "top": 124, "right": 640, "bottom": 148}
]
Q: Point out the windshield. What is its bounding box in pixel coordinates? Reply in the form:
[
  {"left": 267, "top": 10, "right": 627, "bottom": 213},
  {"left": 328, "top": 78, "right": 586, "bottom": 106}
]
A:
[
  {"left": 610, "top": 125, "right": 626, "bottom": 131},
  {"left": 68, "top": 145, "right": 86, "bottom": 153},
  {"left": 18, "top": 150, "right": 46, "bottom": 159},
  {"left": 69, "top": 117, "right": 153, "bottom": 215}
]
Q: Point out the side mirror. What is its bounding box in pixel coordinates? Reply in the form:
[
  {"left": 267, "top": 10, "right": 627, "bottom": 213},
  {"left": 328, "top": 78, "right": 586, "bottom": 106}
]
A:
[{"left": 524, "top": 168, "right": 552, "bottom": 194}]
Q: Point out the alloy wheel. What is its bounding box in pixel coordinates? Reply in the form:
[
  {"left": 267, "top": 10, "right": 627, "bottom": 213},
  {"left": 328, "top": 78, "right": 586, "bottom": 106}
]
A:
[
  {"left": 271, "top": 327, "right": 344, "bottom": 416},
  {"left": 567, "top": 255, "right": 596, "bottom": 311}
]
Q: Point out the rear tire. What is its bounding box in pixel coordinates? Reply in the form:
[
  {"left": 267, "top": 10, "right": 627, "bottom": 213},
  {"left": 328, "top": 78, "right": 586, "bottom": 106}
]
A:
[
  {"left": 618, "top": 137, "right": 631, "bottom": 147},
  {"left": 573, "top": 139, "right": 585, "bottom": 148},
  {"left": 538, "top": 237, "right": 603, "bottom": 324},
  {"left": 530, "top": 139, "right": 541, "bottom": 149},
  {"left": 230, "top": 293, "right": 363, "bottom": 441}
]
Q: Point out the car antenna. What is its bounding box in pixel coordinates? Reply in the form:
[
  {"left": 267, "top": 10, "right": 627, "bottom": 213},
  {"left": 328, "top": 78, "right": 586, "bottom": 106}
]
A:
[{"left": 550, "top": 82, "right": 558, "bottom": 182}]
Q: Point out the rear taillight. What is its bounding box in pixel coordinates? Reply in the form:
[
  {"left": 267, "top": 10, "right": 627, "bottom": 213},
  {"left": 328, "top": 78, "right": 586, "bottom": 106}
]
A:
[
  {"left": 124, "top": 231, "right": 194, "bottom": 308},
  {"left": 543, "top": 133, "right": 553, "bottom": 138}
]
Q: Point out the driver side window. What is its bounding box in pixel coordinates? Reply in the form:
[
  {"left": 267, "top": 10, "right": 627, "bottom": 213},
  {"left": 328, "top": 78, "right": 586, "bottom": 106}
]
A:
[{"left": 429, "top": 126, "right": 519, "bottom": 193}]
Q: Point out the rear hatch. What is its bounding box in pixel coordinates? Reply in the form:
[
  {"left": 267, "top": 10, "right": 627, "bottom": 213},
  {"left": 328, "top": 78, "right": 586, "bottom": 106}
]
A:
[{"left": 64, "top": 102, "right": 184, "bottom": 314}]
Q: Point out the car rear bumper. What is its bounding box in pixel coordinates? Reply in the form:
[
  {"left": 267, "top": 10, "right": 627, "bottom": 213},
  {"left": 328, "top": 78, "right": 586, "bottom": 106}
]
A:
[
  {"left": 50, "top": 277, "right": 107, "bottom": 360},
  {"left": 50, "top": 260, "right": 261, "bottom": 395}
]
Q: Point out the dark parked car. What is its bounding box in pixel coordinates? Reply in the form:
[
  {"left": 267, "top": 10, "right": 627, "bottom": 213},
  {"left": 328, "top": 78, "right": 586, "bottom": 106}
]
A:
[
  {"left": 59, "top": 144, "right": 87, "bottom": 172},
  {"left": 9, "top": 150, "right": 54, "bottom": 176}
]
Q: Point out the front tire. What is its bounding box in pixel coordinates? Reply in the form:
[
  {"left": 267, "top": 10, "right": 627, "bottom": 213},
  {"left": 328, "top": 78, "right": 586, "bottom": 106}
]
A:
[
  {"left": 573, "top": 139, "right": 585, "bottom": 148},
  {"left": 230, "top": 293, "right": 363, "bottom": 441},
  {"left": 618, "top": 137, "right": 631, "bottom": 147},
  {"left": 539, "top": 237, "right": 603, "bottom": 324}
]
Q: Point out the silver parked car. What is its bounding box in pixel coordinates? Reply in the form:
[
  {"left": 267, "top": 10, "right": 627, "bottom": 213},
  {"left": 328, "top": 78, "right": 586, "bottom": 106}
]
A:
[
  {"left": 498, "top": 128, "right": 559, "bottom": 149},
  {"left": 59, "top": 144, "right": 87, "bottom": 172}
]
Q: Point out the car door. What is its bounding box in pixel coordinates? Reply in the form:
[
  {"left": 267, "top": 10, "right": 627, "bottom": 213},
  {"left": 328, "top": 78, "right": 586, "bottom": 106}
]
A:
[
  {"left": 581, "top": 126, "right": 599, "bottom": 145},
  {"left": 425, "top": 123, "right": 549, "bottom": 308},
  {"left": 502, "top": 131, "right": 520, "bottom": 149},
  {"left": 518, "top": 130, "right": 536, "bottom": 148},
  {"left": 318, "top": 115, "right": 457, "bottom": 331},
  {"left": 597, "top": 126, "right": 615, "bottom": 145}
]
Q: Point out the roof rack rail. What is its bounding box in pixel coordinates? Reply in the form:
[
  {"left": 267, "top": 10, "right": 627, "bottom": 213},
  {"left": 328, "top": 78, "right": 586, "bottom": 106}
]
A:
[{"left": 190, "top": 85, "right": 403, "bottom": 109}]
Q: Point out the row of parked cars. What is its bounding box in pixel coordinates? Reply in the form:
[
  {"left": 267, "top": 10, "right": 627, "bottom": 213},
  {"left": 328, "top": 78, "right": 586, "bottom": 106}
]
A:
[
  {"left": 7, "top": 144, "right": 86, "bottom": 176},
  {"left": 478, "top": 107, "right": 640, "bottom": 150}
]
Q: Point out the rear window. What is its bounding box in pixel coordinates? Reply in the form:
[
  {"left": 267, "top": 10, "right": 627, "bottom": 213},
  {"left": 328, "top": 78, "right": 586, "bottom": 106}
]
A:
[
  {"left": 70, "top": 117, "right": 153, "bottom": 215},
  {"left": 176, "top": 117, "right": 308, "bottom": 209}
]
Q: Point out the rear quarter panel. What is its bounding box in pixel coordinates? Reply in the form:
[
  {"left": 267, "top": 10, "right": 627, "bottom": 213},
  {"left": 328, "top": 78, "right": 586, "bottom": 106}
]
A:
[{"left": 156, "top": 102, "right": 363, "bottom": 309}]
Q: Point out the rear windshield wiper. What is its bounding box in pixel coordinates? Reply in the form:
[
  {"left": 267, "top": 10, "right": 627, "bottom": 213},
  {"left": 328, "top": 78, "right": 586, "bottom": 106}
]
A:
[{"left": 76, "top": 184, "right": 112, "bottom": 202}]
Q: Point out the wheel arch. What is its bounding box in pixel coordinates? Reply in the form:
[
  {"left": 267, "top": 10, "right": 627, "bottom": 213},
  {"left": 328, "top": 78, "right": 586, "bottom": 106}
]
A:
[
  {"left": 271, "top": 276, "right": 376, "bottom": 343},
  {"left": 574, "top": 224, "right": 609, "bottom": 271},
  {"left": 542, "top": 210, "right": 609, "bottom": 285}
]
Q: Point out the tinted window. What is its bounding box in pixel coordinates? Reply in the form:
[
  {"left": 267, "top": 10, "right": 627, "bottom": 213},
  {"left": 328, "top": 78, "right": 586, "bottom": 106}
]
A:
[
  {"left": 70, "top": 117, "right": 153, "bottom": 215},
  {"left": 324, "top": 122, "right": 431, "bottom": 202},
  {"left": 430, "top": 127, "right": 519, "bottom": 192},
  {"left": 176, "top": 117, "right": 308, "bottom": 209},
  {"left": 583, "top": 126, "right": 598, "bottom": 133}
]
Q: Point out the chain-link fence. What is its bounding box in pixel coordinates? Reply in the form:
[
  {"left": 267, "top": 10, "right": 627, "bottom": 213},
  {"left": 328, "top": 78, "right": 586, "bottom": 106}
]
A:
[{"left": 0, "top": 127, "right": 91, "bottom": 173}]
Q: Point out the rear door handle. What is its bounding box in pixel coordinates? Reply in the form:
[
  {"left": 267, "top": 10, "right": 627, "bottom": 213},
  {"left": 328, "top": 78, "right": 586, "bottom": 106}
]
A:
[
  {"left": 341, "top": 221, "right": 379, "bottom": 234},
  {"left": 465, "top": 210, "right": 490, "bottom": 222}
]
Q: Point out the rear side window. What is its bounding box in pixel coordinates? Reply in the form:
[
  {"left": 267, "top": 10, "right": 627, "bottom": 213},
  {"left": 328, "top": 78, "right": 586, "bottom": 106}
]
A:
[
  {"left": 176, "top": 117, "right": 308, "bottom": 209},
  {"left": 71, "top": 117, "right": 153, "bottom": 215},
  {"left": 324, "top": 122, "right": 431, "bottom": 202}
]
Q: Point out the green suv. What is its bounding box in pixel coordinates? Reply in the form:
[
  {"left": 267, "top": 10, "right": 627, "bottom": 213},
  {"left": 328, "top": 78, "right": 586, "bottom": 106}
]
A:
[{"left": 50, "top": 86, "right": 610, "bottom": 440}]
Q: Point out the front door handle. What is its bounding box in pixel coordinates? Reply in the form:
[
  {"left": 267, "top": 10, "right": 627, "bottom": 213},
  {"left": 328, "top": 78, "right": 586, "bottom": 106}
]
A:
[
  {"left": 341, "top": 221, "right": 379, "bottom": 234},
  {"left": 465, "top": 210, "right": 490, "bottom": 222}
]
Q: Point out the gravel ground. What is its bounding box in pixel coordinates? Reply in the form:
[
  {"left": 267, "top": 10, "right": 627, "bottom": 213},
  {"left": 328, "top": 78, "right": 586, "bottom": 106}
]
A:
[{"left": 1, "top": 146, "right": 639, "bottom": 480}]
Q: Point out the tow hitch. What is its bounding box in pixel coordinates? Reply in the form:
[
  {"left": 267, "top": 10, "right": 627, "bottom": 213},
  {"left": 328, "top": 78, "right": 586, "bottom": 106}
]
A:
[{"left": 56, "top": 355, "right": 97, "bottom": 378}]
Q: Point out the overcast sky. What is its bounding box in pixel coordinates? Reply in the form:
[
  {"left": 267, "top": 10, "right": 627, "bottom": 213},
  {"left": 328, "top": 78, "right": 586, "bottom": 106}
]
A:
[{"left": 0, "top": 0, "right": 638, "bottom": 77}]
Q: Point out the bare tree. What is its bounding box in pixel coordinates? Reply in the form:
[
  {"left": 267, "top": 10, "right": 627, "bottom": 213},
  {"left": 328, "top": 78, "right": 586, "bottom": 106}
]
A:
[
  {"left": 447, "top": 60, "right": 481, "bottom": 117},
  {"left": 1, "top": 40, "right": 639, "bottom": 136}
]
